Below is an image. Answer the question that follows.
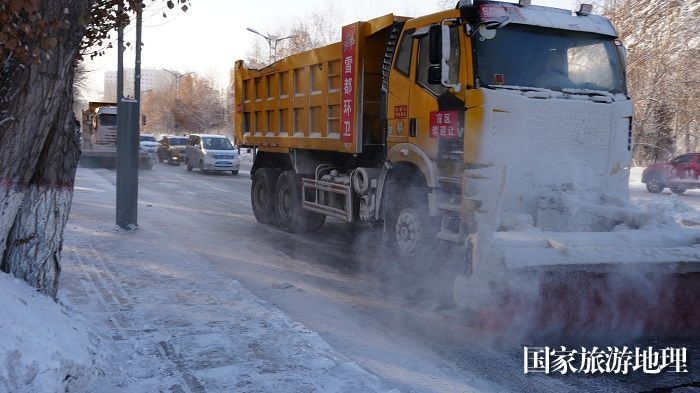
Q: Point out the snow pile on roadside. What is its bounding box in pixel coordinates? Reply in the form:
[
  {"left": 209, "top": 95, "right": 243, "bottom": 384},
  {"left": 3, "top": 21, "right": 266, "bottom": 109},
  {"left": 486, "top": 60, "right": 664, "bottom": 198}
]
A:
[
  {"left": 634, "top": 196, "right": 700, "bottom": 227},
  {"left": 0, "top": 272, "right": 93, "bottom": 393}
]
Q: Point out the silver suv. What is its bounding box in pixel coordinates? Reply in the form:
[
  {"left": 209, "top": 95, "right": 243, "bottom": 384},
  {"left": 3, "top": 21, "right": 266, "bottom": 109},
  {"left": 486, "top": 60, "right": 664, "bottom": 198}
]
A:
[{"left": 185, "top": 134, "right": 240, "bottom": 175}]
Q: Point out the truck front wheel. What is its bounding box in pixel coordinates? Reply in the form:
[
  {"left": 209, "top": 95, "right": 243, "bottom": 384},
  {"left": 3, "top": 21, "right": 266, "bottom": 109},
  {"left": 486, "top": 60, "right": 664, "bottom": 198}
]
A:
[
  {"left": 275, "top": 171, "right": 325, "bottom": 232},
  {"left": 384, "top": 179, "right": 436, "bottom": 271},
  {"left": 393, "top": 205, "right": 424, "bottom": 256}
]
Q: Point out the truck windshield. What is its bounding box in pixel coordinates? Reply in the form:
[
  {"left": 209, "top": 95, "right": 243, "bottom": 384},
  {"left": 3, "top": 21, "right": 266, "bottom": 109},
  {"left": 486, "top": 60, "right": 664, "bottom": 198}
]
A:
[
  {"left": 99, "top": 114, "right": 117, "bottom": 127},
  {"left": 140, "top": 136, "right": 156, "bottom": 142},
  {"left": 474, "top": 24, "right": 626, "bottom": 94},
  {"left": 203, "top": 137, "right": 233, "bottom": 150}
]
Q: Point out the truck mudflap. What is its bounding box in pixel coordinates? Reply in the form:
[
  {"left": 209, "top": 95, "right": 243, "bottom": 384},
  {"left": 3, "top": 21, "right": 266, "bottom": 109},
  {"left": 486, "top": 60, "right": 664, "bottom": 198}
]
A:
[{"left": 455, "top": 228, "right": 700, "bottom": 339}]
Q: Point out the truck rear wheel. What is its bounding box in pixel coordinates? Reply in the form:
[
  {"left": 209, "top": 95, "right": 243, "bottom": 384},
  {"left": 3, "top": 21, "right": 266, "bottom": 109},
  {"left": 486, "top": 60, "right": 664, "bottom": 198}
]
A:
[
  {"left": 275, "top": 171, "right": 325, "bottom": 232},
  {"left": 251, "top": 168, "right": 278, "bottom": 225}
]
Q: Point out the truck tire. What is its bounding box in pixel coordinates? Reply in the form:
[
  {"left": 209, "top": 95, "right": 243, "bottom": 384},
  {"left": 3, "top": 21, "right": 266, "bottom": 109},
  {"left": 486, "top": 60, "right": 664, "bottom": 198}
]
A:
[
  {"left": 275, "top": 171, "right": 325, "bottom": 232},
  {"left": 251, "top": 168, "right": 278, "bottom": 225},
  {"left": 646, "top": 177, "right": 665, "bottom": 193},
  {"left": 231, "top": 170, "right": 239, "bottom": 175},
  {"left": 383, "top": 173, "right": 438, "bottom": 273},
  {"left": 186, "top": 158, "right": 193, "bottom": 171}
]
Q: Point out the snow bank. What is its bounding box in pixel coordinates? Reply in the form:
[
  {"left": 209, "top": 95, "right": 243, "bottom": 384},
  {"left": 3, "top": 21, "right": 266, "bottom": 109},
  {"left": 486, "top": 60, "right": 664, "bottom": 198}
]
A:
[
  {"left": 635, "top": 196, "right": 700, "bottom": 226},
  {"left": 0, "top": 273, "right": 93, "bottom": 393}
]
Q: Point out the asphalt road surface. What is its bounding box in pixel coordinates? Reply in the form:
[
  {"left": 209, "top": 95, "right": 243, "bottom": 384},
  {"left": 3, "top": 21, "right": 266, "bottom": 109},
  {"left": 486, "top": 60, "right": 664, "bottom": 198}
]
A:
[{"left": 89, "top": 161, "right": 699, "bottom": 393}]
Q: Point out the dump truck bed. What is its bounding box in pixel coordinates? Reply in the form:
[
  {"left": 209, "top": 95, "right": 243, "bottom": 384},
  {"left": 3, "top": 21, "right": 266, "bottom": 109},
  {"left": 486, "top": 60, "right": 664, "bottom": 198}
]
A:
[{"left": 234, "top": 14, "right": 408, "bottom": 155}]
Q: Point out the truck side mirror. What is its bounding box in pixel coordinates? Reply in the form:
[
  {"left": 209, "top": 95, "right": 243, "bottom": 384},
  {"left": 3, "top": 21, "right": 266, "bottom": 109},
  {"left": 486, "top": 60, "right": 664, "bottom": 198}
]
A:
[
  {"left": 428, "top": 25, "right": 442, "bottom": 65},
  {"left": 615, "top": 40, "right": 627, "bottom": 71},
  {"left": 428, "top": 65, "right": 442, "bottom": 85}
]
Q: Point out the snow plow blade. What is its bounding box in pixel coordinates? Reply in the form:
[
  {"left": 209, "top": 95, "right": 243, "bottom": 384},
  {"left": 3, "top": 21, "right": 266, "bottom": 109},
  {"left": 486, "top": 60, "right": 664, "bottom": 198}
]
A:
[
  {"left": 466, "top": 229, "right": 700, "bottom": 339},
  {"left": 492, "top": 229, "right": 700, "bottom": 271}
]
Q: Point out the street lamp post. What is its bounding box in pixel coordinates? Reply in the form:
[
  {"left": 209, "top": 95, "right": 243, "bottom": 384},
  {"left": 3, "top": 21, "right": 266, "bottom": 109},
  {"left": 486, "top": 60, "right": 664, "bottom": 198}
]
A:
[
  {"left": 246, "top": 27, "right": 296, "bottom": 64},
  {"left": 163, "top": 69, "right": 194, "bottom": 100}
]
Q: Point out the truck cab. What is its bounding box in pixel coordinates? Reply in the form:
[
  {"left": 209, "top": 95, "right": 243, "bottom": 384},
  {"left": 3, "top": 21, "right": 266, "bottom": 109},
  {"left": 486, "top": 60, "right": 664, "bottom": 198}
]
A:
[
  {"left": 91, "top": 106, "right": 118, "bottom": 147},
  {"left": 383, "top": 2, "right": 632, "bottom": 248}
]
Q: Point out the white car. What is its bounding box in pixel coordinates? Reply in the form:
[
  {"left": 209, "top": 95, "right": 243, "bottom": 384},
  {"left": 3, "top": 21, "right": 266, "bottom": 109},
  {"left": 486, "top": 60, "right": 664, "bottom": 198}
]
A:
[
  {"left": 139, "top": 134, "right": 159, "bottom": 156},
  {"left": 185, "top": 134, "right": 240, "bottom": 175}
]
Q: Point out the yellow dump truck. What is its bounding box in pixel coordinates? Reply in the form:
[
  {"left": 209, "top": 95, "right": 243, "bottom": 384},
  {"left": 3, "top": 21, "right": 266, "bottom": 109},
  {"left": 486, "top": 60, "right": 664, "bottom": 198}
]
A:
[{"left": 234, "top": 0, "right": 700, "bottom": 310}]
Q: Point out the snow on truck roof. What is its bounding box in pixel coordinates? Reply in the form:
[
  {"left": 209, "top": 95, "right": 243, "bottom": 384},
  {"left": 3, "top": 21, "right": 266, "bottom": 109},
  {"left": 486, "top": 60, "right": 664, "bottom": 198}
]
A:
[{"left": 474, "top": 2, "right": 617, "bottom": 37}]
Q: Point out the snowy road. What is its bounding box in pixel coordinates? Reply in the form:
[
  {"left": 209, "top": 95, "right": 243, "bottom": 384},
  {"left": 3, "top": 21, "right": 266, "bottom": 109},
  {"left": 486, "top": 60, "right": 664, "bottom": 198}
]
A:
[{"left": 60, "top": 164, "right": 699, "bottom": 393}]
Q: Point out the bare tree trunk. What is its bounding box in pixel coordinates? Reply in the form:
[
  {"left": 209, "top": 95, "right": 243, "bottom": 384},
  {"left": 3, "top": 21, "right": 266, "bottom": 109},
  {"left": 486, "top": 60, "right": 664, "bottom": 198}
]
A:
[
  {"left": 0, "top": 0, "right": 89, "bottom": 298},
  {"left": 3, "top": 113, "right": 81, "bottom": 298}
]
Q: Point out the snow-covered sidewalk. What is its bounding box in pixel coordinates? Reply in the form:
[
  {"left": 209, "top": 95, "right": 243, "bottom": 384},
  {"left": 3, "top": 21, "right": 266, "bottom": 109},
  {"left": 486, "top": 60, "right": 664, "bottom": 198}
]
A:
[{"left": 55, "top": 168, "right": 390, "bottom": 393}]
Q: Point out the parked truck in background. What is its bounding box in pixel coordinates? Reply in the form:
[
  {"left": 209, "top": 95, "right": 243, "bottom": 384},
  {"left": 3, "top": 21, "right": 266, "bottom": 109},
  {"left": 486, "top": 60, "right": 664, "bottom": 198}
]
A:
[
  {"left": 80, "top": 101, "right": 154, "bottom": 169},
  {"left": 234, "top": 1, "right": 699, "bottom": 331}
]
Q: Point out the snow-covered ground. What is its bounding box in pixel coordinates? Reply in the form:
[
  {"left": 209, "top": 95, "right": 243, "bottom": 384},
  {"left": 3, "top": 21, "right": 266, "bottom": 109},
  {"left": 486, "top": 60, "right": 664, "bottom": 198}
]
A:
[
  {"left": 1, "top": 167, "right": 698, "bottom": 392},
  {"left": 0, "top": 274, "right": 92, "bottom": 393}
]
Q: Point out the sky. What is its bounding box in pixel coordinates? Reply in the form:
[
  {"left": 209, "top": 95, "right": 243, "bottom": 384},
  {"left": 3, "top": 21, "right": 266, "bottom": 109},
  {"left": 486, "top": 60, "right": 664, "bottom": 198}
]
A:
[{"left": 81, "top": 0, "right": 578, "bottom": 101}]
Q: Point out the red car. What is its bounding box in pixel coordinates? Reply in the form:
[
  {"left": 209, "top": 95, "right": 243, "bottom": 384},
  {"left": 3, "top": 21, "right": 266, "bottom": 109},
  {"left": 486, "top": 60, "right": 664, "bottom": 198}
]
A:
[{"left": 642, "top": 153, "right": 700, "bottom": 194}]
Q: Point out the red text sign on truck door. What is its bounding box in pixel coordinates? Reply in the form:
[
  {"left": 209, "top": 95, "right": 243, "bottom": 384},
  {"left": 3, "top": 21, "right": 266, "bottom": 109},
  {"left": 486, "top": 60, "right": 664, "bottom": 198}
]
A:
[
  {"left": 341, "top": 23, "right": 358, "bottom": 148},
  {"left": 429, "top": 111, "right": 460, "bottom": 139}
]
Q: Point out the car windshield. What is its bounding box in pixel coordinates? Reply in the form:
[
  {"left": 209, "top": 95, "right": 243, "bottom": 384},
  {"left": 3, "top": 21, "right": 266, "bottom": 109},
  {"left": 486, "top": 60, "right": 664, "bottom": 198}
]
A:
[
  {"left": 99, "top": 114, "right": 117, "bottom": 127},
  {"left": 474, "top": 24, "right": 627, "bottom": 93},
  {"left": 203, "top": 137, "right": 233, "bottom": 150},
  {"left": 169, "top": 138, "right": 188, "bottom": 146},
  {"left": 140, "top": 136, "right": 156, "bottom": 142}
]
